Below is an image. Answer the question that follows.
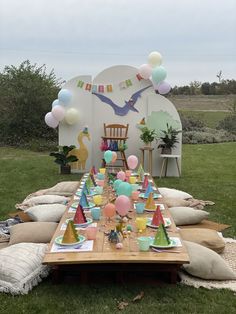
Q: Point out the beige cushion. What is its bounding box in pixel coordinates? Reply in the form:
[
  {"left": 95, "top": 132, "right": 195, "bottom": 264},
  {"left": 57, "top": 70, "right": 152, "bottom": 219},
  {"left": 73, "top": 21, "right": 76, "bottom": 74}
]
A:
[
  {"left": 179, "top": 228, "right": 225, "bottom": 253},
  {"left": 159, "top": 188, "right": 192, "bottom": 199},
  {"left": 45, "top": 181, "right": 79, "bottom": 196},
  {"left": 25, "top": 204, "right": 66, "bottom": 222},
  {"left": 0, "top": 243, "right": 49, "bottom": 294},
  {"left": 169, "top": 207, "right": 209, "bottom": 226},
  {"left": 162, "top": 197, "right": 190, "bottom": 208},
  {"left": 16, "top": 195, "right": 68, "bottom": 210},
  {"left": 0, "top": 242, "right": 9, "bottom": 250},
  {"left": 183, "top": 241, "right": 236, "bottom": 280},
  {"left": 9, "top": 222, "right": 58, "bottom": 245}
]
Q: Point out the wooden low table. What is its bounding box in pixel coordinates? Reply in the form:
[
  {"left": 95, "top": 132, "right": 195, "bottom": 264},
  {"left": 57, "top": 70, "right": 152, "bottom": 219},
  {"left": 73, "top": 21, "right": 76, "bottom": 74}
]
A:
[{"left": 43, "top": 176, "right": 189, "bottom": 284}]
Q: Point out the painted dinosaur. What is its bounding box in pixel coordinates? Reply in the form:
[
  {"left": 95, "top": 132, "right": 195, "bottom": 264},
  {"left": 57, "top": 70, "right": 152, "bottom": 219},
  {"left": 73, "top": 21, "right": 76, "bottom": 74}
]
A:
[
  {"left": 69, "top": 127, "right": 90, "bottom": 170},
  {"left": 92, "top": 85, "right": 152, "bottom": 116}
]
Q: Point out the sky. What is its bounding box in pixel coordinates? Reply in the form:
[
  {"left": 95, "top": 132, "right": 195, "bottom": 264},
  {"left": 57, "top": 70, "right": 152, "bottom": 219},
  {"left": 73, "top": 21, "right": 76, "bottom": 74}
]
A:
[{"left": 0, "top": 0, "right": 235, "bottom": 86}]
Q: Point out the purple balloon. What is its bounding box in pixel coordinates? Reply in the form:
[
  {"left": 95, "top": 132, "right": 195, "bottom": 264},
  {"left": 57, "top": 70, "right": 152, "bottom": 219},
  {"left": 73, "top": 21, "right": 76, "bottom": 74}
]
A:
[
  {"left": 44, "top": 112, "right": 59, "bottom": 128},
  {"left": 157, "top": 81, "right": 171, "bottom": 95}
]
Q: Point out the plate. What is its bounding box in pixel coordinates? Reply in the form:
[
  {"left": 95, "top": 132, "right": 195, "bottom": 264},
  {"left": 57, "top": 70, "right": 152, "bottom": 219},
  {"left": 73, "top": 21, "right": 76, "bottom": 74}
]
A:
[
  {"left": 144, "top": 203, "right": 165, "bottom": 212},
  {"left": 146, "top": 217, "right": 171, "bottom": 229},
  {"left": 66, "top": 217, "right": 93, "bottom": 227},
  {"left": 139, "top": 193, "right": 161, "bottom": 199},
  {"left": 76, "top": 190, "right": 97, "bottom": 197},
  {"left": 70, "top": 202, "right": 95, "bottom": 209},
  {"left": 150, "top": 238, "right": 177, "bottom": 249},
  {"left": 55, "top": 234, "right": 86, "bottom": 246}
]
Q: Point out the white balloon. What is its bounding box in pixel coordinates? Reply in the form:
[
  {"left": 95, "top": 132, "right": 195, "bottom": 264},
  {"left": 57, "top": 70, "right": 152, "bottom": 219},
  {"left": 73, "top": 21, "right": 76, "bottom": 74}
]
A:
[
  {"left": 148, "top": 51, "right": 162, "bottom": 67},
  {"left": 65, "top": 108, "right": 79, "bottom": 125},
  {"left": 138, "top": 64, "right": 152, "bottom": 80},
  {"left": 51, "top": 105, "right": 65, "bottom": 121},
  {"left": 44, "top": 112, "right": 59, "bottom": 128}
]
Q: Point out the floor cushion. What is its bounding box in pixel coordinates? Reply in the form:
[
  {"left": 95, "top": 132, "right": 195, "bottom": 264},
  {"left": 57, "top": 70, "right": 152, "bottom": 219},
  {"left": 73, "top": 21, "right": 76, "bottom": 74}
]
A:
[
  {"left": 0, "top": 242, "right": 9, "bottom": 250},
  {"left": 179, "top": 228, "right": 225, "bottom": 253},
  {"left": 169, "top": 207, "right": 209, "bottom": 226},
  {"left": 16, "top": 195, "right": 68, "bottom": 210},
  {"left": 0, "top": 243, "right": 49, "bottom": 294},
  {"left": 45, "top": 181, "right": 79, "bottom": 196},
  {"left": 183, "top": 241, "right": 236, "bottom": 280},
  {"left": 159, "top": 187, "right": 193, "bottom": 200},
  {"left": 162, "top": 197, "right": 190, "bottom": 208},
  {"left": 9, "top": 222, "right": 58, "bottom": 245},
  {"left": 24, "top": 204, "right": 66, "bottom": 222}
]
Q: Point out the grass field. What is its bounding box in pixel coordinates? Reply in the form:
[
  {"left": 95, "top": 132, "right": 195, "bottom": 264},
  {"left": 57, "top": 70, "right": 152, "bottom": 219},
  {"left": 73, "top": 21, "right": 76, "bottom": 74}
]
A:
[{"left": 0, "top": 144, "right": 236, "bottom": 313}]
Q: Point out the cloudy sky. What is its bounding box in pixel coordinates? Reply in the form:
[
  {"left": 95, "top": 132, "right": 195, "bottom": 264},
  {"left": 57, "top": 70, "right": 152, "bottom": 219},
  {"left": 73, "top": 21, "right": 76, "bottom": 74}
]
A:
[{"left": 0, "top": 0, "right": 235, "bottom": 85}]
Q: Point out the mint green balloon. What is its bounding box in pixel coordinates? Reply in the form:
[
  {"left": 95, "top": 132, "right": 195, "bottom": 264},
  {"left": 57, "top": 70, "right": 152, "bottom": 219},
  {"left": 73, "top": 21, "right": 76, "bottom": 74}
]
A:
[
  {"left": 104, "top": 150, "right": 112, "bottom": 163},
  {"left": 117, "top": 182, "right": 132, "bottom": 197},
  {"left": 113, "top": 179, "right": 122, "bottom": 191},
  {"left": 152, "top": 66, "right": 167, "bottom": 84}
]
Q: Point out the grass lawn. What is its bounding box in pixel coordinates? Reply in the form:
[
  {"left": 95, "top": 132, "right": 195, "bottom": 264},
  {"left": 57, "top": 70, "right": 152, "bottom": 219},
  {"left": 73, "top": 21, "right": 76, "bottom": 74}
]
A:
[{"left": 0, "top": 144, "right": 236, "bottom": 313}]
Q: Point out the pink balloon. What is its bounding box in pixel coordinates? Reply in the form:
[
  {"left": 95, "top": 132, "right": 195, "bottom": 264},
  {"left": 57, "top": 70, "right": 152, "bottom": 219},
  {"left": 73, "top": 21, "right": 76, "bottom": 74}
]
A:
[
  {"left": 138, "top": 64, "right": 152, "bottom": 80},
  {"left": 111, "top": 151, "right": 117, "bottom": 163},
  {"left": 51, "top": 105, "right": 65, "bottom": 121},
  {"left": 115, "top": 195, "right": 131, "bottom": 216},
  {"left": 157, "top": 81, "right": 171, "bottom": 95},
  {"left": 117, "top": 171, "right": 126, "bottom": 181},
  {"left": 44, "top": 112, "right": 59, "bottom": 128},
  {"left": 104, "top": 203, "right": 116, "bottom": 218},
  {"left": 127, "top": 155, "right": 138, "bottom": 170}
]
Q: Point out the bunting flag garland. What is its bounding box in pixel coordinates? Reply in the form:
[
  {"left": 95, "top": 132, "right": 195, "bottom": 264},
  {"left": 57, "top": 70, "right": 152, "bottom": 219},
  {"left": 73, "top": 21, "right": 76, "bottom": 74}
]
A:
[{"left": 76, "top": 73, "right": 144, "bottom": 94}]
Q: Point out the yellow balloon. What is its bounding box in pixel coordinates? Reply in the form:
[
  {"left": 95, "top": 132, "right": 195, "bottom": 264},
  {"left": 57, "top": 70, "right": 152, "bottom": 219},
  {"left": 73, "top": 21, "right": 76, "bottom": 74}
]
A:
[
  {"left": 148, "top": 51, "right": 162, "bottom": 67},
  {"left": 64, "top": 108, "right": 79, "bottom": 125}
]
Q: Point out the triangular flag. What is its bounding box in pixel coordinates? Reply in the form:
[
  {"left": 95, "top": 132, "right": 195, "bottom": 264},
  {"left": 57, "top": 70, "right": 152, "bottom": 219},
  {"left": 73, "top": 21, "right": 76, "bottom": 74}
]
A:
[
  {"left": 145, "top": 192, "right": 156, "bottom": 210},
  {"left": 153, "top": 224, "right": 171, "bottom": 246},
  {"left": 144, "top": 183, "right": 154, "bottom": 198},
  {"left": 73, "top": 204, "right": 87, "bottom": 224},
  {"left": 142, "top": 174, "right": 149, "bottom": 189},
  {"left": 62, "top": 220, "right": 79, "bottom": 243},
  {"left": 79, "top": 191, "right": 89, "bottom": 208},
  {"left": 151, "top": 205, "right": 164, "bottom": 226}
]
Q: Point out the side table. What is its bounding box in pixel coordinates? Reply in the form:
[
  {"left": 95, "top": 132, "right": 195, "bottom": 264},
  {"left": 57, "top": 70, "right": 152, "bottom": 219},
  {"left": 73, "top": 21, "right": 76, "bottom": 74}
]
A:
[
  {"left": 140, "top": 147, "right": 154, "bottom": 175},
  {"left": 160, "top": 154, "right": 181, "bottom": 178}
]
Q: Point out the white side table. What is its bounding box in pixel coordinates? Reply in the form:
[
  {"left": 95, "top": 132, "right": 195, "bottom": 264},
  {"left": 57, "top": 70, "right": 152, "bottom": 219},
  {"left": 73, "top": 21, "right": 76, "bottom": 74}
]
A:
[{"left": 160, "top": 154, "right": 181, "bottom": 178}]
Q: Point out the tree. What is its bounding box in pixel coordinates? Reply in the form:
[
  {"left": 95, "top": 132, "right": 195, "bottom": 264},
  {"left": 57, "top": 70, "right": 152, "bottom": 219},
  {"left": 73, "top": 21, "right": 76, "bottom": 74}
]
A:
[
  {"left": 0, "top": 60, "right": 62, "bottom": 145},
  {"left": 216, "top": 70, "right": 223, "bottom": 83}
]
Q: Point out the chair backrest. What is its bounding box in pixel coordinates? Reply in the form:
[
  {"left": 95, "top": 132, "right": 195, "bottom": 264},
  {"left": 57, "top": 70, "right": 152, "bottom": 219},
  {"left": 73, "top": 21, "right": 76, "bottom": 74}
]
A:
[{"left": 103, "top": 123, "right": 129, "bottom": 138}]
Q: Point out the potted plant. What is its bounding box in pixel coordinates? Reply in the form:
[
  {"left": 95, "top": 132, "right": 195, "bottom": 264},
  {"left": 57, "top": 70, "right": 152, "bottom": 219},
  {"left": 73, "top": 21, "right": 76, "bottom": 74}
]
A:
[
  {"left": 158, "top": 123, "right": 182, "bottom": 154},
  {"left": 50, "top": 145, "right": 78, "bottom": 174},
  {"left": 140, "top": 127, "right": 157, "bottom": 147}
]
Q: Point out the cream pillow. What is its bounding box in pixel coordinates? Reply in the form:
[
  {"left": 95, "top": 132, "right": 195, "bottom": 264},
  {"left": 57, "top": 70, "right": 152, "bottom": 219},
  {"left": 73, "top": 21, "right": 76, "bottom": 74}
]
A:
[
  {"left": 25, "top": 204, "right": 66, "bottom": 222},
  {"left": 183, "top": 241, "right": 236, "bottom": 280},
  {"left": 45, "top": 181, "right": 79, "bottom": 196},
  {"left": 159, "top": 187, "right": 192, "bottom": 200},
  {"left": 169, "top": 207, "right": 209, "bottom": 226},
  {"left": 179, "top": 228, "right": 225, "bottom": 253},
  {"left": 0, "top": 243, "right": 49, "bottom": 294},
  {"left": 16, "top": 195, "right": 68, "bottom": 210},
  {"left": 9, "top": 222, "right": 58, "bottom": 245},
  {"left": 162, "top": 197, "right": 190, "bottom": 208}
]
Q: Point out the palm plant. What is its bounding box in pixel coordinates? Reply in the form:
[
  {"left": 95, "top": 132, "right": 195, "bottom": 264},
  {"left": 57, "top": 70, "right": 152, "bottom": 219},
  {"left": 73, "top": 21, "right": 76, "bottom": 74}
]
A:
[
  {"left": 50, "top": 145, "right": 78, "bottom": 174},
  {"left": 158, "top": 124, "right": 181, "bottom": 153}
]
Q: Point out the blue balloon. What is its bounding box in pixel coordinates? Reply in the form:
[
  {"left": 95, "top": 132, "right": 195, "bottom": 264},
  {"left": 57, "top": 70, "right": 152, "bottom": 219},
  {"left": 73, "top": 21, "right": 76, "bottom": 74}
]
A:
[
  {"left": 104, "top": 150, "right": 112, "bottom": 163},
  {"left": 52, "top": 99, "right": 59, "bottom": 108},
  {"left": 152, "top": 66, "right": 167, "bottom": 84},
  {"left": 117, "top": 182, "right": 132, "bottom": 197},
  {"left": 58, "top": 89, "right": 72, "bottom": 105},
  {"left": 113, "top": 179, "right": 122, "bottom": 191}
]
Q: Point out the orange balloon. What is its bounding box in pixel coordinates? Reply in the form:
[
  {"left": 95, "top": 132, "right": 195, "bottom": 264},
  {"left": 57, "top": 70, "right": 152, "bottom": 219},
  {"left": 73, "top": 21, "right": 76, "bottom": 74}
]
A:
[
  {"left": 104, "top": 203, "right": 116, "bottom": 218},
  {"left": 111, "top": 151, "right": 117, "bottom": 163}
]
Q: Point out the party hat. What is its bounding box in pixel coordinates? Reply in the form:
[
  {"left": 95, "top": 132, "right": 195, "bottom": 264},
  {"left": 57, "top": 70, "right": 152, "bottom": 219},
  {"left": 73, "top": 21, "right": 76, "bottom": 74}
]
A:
[
  {"left": 144, "top": 183, "right": 154, "bottom": 198},
  {"left": 145, "top": 192, "right": 156, "bottom": 210},
  {"left": 73, "top": 204, "right": 87, "bottom": 224},
  {"left": 153, "top": 224, "right": 171, "bottom": 246},
  {"left": 142, "top": 174, "right": 149, "bottom": 189},
  {"left": 92, "top": 166, "right": 98, "bottom": 175},
  {"left": 90, "top": 173, "right": 97, "bottom": 187},
  {"left": 83, "top": 181, "right": 90, "bottom": 195},
  {"left": 62, "top": 220, "right": 79, "bottom": 243},
  {"left": 79, "top": 191, "right": 89, "bottom": 208},
  {"left": 151, "top": 205, "right": 164, "bottom": 226}
]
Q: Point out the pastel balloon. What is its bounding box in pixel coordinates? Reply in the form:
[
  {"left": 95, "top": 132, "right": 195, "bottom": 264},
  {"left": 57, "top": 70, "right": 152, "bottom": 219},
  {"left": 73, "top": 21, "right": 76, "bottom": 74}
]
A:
[
  {"left": 117, "top": 182, "right": 132, "bottom": 197},
  {"left": 157, "top": 81, "right": 172, "bottom": 95},
  {"left": 104, "top": 203, "right": 116, "bottom": 218},
  {"left": 152, "top": 66, "right": 167, "bottom": 84},
  {"left": 148, "top": 51, "right": 162, "bottom": 67},
  {"left": 44, "top": 112, "right": 59, "bottom": 128},
  {"left": 127, "top": 155, "right": 138, "bottom": 170},
  {"left": 138, "top": 64, "right": 152, "bottom": 80},
  {"left": 104, "top": 150, "right": 112, "bottom": 163},
  {"left": 51, "top": 105, "right": 65, "bottom": 121},
  {"left": 115, "top": 195, "right": 131, "bottom": 216},
  {"left": 111, "top": 151, "right": 117, "bottom": 163},
  {"left": 58, "top": 89, "right": 72, "bottom": 105},
  {"left": 113, "top": 179, "right": 122, "bottom": 191},
  {"left": 52, "top": 99, "right": 60, "bottom": 108},
  {"left": 117, "top": 171, "right": 126, "bottom": 181},
  {"left": 64, "top": 108, "right": 79, "bottom": 125}
]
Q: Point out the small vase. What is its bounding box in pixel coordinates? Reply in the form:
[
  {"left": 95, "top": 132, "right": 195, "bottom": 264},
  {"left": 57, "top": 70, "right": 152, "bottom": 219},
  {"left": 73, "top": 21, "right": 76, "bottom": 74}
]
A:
[
  {"left": 144, "top": 142, "right": 152, "bottom": 148},
  {"left": 161, "top": 147, "right": 171, "bottom": 154},
  {"left": 60, "top": 165, "right": 71, "bottom": 174}
]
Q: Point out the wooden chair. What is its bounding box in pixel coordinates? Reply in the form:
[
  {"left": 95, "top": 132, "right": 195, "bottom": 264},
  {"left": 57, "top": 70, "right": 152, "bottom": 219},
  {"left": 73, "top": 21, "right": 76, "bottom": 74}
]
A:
[{"left": 102, "top": 123, "right": 129, "bottom": 169}]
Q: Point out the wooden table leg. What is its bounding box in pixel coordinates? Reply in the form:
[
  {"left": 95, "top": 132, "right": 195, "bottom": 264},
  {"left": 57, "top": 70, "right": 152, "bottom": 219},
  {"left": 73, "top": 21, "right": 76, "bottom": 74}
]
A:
[{"left": 52, "top": 265, "right": 62, "bottom": 284}]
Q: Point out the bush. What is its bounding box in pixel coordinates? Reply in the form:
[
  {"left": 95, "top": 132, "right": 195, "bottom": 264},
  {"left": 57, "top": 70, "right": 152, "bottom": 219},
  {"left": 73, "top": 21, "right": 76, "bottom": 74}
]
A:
[
  {"left": 179, "top": 113, "right": 205, "bottom": 131},
  {"left": 182, "top": 128, "right": 236, "bottom": 144},
  {"left": 217, "top": 114, "right": 236, "bottom": 134}
]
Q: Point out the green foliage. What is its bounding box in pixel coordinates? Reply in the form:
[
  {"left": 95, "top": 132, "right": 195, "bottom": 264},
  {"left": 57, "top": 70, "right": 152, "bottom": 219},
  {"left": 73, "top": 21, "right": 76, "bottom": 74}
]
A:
[
  {"left": 140, "top": 127, "right": 156, "bottom": 144},
  {"left": 158, "top": 123, "right": 181, "bottom": 149},
  {"left": 179, "top": 113, "right": 205, "bottom": 131},
  {"left": 0, "top": 60, "right": 62, "bottom": 145},
  {"left": 50, "top": 145, "right": 78, "bottom": 166},
  {"left": 217, "top": 100, "right": 236, "bottom": 134},
  {"left": 182, "top": 128, "right": 236, "bottom": 144}
]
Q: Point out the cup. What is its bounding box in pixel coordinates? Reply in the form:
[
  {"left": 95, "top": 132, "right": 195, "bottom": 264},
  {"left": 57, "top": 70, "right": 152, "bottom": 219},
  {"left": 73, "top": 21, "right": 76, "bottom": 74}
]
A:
[
  {"left": 97, "top": 173, "right": 105, "bottom": 180},
  {"left": 131, "top": 183, "right": 139, "bottom": 191},
  {"left": 94, "top": 186, "right": 103, "bottom": 195},
  {"left": 91, "top": 207, "right": 101, "bottom": 220},
  {"left": 125, "top": 170, "right": 132, "bottom": 177},
  {"left": 135, "top": 217, "right": 147, "bottom": 231},
  {"left": 93, "top": 195, "right": 102, "bottom": 206},
  {"left": 131, "top": 190, "right": 140, "bottom": 201},
  {"left": 86, "top": 226, "right": 97, "bottom": 240},
  {"left": 129, "top": 176, "right": 136, "bottom": 184},
  {"left": 135, "top": 202, "right": 145, "bottom": 214},
  {"left": 99, "top": 168, "right": 106, "bottom": 174},
  {"left": 137, "top": 236, "right": 151, "bottom": 251}
]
